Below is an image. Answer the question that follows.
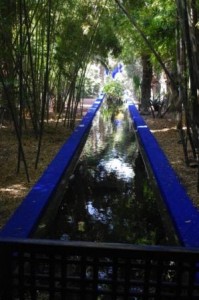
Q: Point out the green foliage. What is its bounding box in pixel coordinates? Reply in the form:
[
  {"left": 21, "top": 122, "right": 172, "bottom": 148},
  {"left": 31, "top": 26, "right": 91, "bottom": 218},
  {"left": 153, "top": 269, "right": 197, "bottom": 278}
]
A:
[
  {"left": 103, "top": 80, "right": 124, "bottom": 100},
  {"left": 0, "top": 0, "right": 198, "bottom": 168},
  {"left": 83, "top": 77, "right": 100, "bottom": 97},
  {"left": 115, "top": 0, "right": 176, "bottom": 68},
  {"left": 133, "top": 75, "right": 141, "bottom": 91}
]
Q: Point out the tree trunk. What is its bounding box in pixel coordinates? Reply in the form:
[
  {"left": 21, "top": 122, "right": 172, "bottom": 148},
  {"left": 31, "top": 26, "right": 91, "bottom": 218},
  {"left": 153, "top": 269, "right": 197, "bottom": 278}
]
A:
[
  {"left": 0, "top": 0, "right": 16, "bottom": 111},
  {"left": 35, "top": 0, "right": 52, "bottom": 169},
  {"left": 176, "top": 0, "right": 199, "bottom": 125},
  {"left": 176, "top": 0, "right": 199, "bottom": 162},
  {"left": 141, "top": 54, "right": 152, "bottom": 111},
  {"left": 187, "top": 0, "right": 199, "bottom": 125}
]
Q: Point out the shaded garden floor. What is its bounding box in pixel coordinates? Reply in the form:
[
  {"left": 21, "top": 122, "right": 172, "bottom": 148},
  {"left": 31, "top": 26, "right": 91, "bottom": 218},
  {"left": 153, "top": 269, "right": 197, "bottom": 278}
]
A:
[
  {"left": 0, "top": 110, "right": 198, "bottom": 230},
  {"left": 0, "top": 120, "right": 73, "bottom": 229},
  {"left": 144, "top": 114, "right": 198, "bottom": 208}
]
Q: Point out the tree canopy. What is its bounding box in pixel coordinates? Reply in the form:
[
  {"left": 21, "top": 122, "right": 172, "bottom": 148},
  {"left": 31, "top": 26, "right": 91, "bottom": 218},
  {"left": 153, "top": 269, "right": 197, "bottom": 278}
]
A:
[{"left": 0, "top": 0, "right": 199, "bottom": 175}]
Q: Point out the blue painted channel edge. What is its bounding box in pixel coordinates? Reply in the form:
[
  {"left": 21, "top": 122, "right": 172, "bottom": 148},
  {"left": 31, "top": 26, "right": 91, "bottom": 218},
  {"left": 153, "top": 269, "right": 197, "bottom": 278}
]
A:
[
  {"left": 0, "top": 95, "right": 105, "bottom": 239},
  {"left": 129, "top": 104, "right": 199, "bottom": 248}
]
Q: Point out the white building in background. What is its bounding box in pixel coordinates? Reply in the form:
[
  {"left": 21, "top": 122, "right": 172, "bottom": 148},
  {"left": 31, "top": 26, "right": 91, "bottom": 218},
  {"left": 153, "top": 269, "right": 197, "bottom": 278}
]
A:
[
  {"left": 159, "top": 72, "right": 168, "bottom": 99},
  {"left": 151, "top": 72, "right": 168, "bottom": 101}
]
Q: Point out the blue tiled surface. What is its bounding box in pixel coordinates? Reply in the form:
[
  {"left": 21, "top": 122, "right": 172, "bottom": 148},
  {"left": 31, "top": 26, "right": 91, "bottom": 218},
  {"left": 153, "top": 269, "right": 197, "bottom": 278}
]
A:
[
  {"left": 129, "top": 105, "right": 199, "bottom": 248},
  {"left": 0, "top": 96, "right": 104, "bottom": 239}
]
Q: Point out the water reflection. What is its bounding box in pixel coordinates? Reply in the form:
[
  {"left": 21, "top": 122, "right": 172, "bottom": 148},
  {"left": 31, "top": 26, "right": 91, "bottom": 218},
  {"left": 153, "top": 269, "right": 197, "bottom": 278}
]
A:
[{"left": 51, "top": 100, "right": 168, "bottom": 245}]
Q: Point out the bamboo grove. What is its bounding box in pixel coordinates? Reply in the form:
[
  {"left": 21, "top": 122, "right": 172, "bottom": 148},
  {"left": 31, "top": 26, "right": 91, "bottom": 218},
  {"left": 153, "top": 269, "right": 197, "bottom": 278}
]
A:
[
  {"left": 0, "top": 0, "right": 120, "bottom": 178},
  {"left": 116, "top": 0, "right": 199, "bottom": 177},
  {"left": 0, "top": 0, "right": 199, "bottom": 183}
]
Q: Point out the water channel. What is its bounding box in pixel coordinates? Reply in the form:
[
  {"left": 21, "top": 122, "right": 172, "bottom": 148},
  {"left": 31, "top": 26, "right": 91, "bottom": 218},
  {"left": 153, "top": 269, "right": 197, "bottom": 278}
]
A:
[{"left": 49, "top": 99, "right": 176, "bottom": 246}]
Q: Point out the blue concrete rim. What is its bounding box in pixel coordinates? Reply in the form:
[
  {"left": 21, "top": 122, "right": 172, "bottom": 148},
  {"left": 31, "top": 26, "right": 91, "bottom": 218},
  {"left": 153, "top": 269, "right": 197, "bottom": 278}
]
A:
[
  {"left": 129, "top": 104, "right": 199, "bottom": 248},
  {"left": 0, "top": 94, "right": 105, "bottom": 239}
]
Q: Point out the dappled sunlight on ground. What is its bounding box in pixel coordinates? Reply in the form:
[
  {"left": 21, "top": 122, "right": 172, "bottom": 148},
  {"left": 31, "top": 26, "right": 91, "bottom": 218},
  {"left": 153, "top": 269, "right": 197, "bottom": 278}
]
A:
[
  {"left": 0, "top": 109, "right": 198, "bottom": 230},
  {"left": 0, "top": 101, "right": 94, "bottom": 229},
  {"left": 144, "top": 114, "right": 198, "bottom": 207},
  {"left": 150, "top": 126, "right": 176, "bottom": 133},
  {"left": 0, "top": 184, "right": 27, "bottom": 197},
  {"left": 0, "top": 121, "right": 72, "bottom": 229}
]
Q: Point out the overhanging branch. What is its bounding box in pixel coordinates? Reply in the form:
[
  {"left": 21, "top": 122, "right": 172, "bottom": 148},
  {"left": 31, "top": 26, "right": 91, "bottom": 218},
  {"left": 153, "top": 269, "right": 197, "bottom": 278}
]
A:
[{"left": 114, "top": 0, "right": 178, "bottom": 90}]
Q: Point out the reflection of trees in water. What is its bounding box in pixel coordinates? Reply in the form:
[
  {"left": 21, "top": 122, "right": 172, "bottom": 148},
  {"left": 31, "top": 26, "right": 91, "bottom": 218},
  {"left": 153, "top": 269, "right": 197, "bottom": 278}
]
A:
[
  {"left": 45, "top": 101, "right": 178, "bottom": 298},
  {"left": 53, "top": 154, "right": 167, "bottom": 245},
  {"left": 52, "top": 101, "right": 168, "bottom": 246},
  {"left": 133, "top": 153, "right": 167, "bottom": 245}
]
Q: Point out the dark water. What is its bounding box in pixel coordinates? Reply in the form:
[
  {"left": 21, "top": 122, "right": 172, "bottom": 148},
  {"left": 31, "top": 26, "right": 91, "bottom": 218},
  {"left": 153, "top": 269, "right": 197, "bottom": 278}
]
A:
[{"left": 50, "top": 101, "right": 171, "bottom": 245}]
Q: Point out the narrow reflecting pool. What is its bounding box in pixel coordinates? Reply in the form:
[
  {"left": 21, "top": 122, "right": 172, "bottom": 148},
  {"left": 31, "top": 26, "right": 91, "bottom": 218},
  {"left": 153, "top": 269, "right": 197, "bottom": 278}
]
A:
[{"left": 50, "top": 100, "right": 174, "bottom": 245}]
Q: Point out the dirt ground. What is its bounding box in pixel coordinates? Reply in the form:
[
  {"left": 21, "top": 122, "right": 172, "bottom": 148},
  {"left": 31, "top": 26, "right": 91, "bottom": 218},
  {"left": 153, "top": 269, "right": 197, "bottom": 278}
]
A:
[
  {"left": 0, "top": 120, "right": 74, "bottom": 229},
  {"left": 144, "top": 113, "right": 198, "bottom": 208},
  {"left": 0, "top": 109, "right": 198, "bottom": 230}
]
